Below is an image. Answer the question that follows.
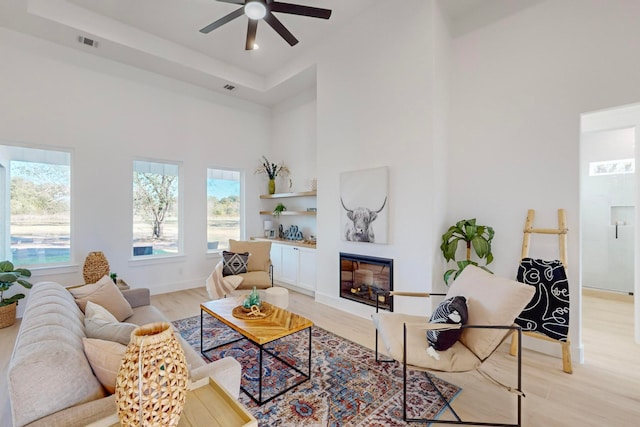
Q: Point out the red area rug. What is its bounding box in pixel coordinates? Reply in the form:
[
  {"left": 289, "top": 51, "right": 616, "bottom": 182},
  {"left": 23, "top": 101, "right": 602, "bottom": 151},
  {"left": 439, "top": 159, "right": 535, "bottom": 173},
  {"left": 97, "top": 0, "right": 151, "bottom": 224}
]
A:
[{"left": 173, "top": 314, "right": 460, "bottom": 426}]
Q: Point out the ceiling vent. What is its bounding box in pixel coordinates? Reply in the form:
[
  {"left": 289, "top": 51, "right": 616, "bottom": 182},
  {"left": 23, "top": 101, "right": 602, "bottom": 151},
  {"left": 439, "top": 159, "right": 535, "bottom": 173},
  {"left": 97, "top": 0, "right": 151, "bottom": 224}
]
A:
[
  {"left": 78, "top": 36, "right": 98, "bottom": 48},
  {"left": 223, "top": 84, "right": 236, "bottom": 91}
]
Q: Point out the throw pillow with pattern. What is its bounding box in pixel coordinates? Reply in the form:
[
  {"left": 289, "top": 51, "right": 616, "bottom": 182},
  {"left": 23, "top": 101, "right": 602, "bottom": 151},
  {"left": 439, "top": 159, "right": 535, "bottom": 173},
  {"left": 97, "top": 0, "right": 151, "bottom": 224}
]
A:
[
  {"left": 426, "top": 295, "right": 468, "bottom": 351},
  {"left": 222, "top": 251, "right": 250, "bottom": 276}
]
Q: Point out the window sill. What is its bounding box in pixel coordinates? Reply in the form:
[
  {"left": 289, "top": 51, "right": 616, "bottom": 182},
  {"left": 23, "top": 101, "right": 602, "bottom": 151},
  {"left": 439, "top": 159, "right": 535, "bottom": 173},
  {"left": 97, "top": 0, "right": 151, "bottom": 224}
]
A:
[
  {"left": 27, "top": 264, "right": 80, "bottom": 276},
  {"left": 128, "top": 254, "right": 185, "bottom": 266}
]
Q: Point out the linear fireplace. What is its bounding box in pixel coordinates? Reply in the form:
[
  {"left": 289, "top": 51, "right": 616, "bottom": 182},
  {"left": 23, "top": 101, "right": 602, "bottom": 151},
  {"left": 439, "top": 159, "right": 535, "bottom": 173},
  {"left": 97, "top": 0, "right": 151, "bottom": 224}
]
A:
[{"left": 340, "top": 252, "right": 393, "bottom": 311}]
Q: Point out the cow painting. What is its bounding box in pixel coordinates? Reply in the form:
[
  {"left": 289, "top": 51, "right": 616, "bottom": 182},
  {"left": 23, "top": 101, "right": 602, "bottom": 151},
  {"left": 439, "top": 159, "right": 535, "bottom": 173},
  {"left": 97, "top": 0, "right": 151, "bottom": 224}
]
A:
[{"left": 341, "top": 197, "right": 387, "bottom": 243}]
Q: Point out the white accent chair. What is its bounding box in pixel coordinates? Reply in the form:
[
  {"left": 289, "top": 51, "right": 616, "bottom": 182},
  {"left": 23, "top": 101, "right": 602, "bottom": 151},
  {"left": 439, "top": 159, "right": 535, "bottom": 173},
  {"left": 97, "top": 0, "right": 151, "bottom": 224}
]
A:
[{"left": 371, "top": 265, "right": 535, "bottom": 426}]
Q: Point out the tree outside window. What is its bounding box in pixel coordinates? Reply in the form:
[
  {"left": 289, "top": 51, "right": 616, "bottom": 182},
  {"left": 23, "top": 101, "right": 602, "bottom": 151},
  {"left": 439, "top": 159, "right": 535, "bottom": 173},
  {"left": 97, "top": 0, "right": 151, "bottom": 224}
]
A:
[
  {"left": 133, "top": 160, "right": 180, "bottom": 256},
  {"left": 0, "top": 145, "right": 71, "bottom": 266},
  {"left": 207, "top": 168, "right": 241, "bottom": 251}
]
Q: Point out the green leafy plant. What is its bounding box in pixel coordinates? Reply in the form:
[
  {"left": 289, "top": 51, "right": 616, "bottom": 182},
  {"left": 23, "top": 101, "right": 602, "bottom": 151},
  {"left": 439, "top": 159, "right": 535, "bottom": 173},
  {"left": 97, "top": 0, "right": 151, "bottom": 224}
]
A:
[
  {"left": 273, "top": 203, "right": 287, "bottom": 217},
  {"left": 440, "top": 218, "right": 494, "bottom": 285},
  {"left": 110, "top": 272, "right": 118, "bottom": 284},
  {"left": 0, "top": 261, "right": 33, "bottom": 307}
]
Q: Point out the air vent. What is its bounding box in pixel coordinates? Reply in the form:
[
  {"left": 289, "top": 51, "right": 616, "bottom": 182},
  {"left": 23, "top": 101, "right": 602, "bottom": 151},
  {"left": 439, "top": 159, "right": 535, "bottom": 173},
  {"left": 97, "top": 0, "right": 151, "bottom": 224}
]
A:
[
  {"left": 223, "top": 84, "right": 236, "bottom": 91},
  {"left": 78, "top": 36, "right": 98, "bottom": 48}
]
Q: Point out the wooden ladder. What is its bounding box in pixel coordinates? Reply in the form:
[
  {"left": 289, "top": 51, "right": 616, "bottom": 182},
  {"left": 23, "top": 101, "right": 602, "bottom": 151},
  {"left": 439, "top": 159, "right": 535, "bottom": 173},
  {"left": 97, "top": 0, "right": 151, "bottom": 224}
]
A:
[{"left": 509, "top": 208, "right": 573, "bottom": 374}]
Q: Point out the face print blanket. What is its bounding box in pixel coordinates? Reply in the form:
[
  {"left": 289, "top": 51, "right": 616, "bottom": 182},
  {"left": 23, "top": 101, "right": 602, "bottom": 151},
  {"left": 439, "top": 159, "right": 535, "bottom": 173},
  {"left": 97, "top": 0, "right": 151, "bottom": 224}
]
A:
[{"left": 515, "top": 258, "right": 570, "bottom": 341}]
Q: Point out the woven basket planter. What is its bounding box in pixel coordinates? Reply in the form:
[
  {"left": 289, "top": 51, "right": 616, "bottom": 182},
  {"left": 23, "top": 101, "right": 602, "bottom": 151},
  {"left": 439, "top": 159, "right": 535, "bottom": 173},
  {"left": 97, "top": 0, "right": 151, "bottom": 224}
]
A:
[
  {"left": 0, "top": 302, "right": 17, "bottom": 329},
  {"left": 83, "top": 251, "right": 110, "bottom": 284},
  {"left": 115, "top": 322, "right": 188, "bottom": 427}
]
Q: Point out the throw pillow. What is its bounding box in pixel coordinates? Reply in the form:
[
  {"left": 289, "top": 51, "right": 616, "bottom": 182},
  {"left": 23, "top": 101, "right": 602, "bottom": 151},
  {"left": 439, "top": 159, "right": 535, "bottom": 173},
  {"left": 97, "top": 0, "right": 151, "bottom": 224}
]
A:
[
  {"left": 69, "top": 275, "right": 134, "bottom": 321},
  {"left": 82, "top": 338, "right": 126, "bottom": 394},
  {"left": 426, "top": 296, "right": 468, "bottom": 351},
  {"left": 84, "top": 301, "right": 137, "bottom": 345},
  {"left": 222, "top": 251, "right": 250, "bottom": 276}
]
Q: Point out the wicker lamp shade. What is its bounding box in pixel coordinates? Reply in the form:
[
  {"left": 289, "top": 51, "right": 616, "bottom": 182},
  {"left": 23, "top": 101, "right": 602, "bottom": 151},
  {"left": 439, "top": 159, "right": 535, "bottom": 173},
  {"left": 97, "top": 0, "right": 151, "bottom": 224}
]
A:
[
  {"left": 83, "top": 251, "right": 110, "bottom": 283},
  {"left": 115, "top": 322, "right": 188, "bottom": 427}
]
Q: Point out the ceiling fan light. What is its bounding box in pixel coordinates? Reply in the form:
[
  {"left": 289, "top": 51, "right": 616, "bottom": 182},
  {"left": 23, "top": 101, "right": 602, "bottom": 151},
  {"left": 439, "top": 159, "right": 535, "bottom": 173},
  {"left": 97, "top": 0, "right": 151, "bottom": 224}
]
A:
[{"left": 245, "top": 1, "right": 267, "bottom": 20}]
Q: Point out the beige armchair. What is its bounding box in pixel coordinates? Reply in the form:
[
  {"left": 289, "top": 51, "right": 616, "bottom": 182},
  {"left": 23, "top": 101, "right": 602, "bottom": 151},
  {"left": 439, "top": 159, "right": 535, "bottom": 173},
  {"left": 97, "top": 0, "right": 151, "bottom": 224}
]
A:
[
  {"left": 227, "top": 239, "right": 273, "bottom": 290},
  {"left": 371, "top": 265, "right": 535, "bottom": 426}
]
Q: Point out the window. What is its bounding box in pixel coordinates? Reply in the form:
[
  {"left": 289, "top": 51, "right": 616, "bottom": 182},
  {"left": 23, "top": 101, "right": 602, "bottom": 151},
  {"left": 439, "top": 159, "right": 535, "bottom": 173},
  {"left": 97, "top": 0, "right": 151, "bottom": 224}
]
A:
[
  {"left": 207, "top": 168, "right": 241, "bottom": 251},
  {"left": 132, "top": 160, "right": 180, "bottom": 257},
  {"left": 0, "top": 144, "right": 71, "bottom": 266},
  {"left": 589, "top": 158, "right": 635, "bottom": 176}
]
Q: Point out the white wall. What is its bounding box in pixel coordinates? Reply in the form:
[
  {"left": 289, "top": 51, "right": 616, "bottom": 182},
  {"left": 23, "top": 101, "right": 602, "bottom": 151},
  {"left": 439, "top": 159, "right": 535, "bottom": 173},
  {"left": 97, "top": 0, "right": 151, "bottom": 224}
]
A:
[
  {"left": 268, "top": 87, "right": 317, "bottom": 238},
  {"left": 449, "top": 0, "right": 640, "bottom": 359},
  {"left": 314, "top": 0, "right": 449, "bottom": 316},
  {"left": 0, "top": 27, "right": 271, "bottom": 315}
]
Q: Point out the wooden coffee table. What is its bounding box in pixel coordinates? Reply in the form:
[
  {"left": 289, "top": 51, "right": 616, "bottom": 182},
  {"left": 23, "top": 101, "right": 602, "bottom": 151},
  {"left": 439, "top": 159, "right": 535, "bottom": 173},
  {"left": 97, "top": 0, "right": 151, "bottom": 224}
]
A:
[{"left": 200, "top": 298, "right": 313, "bottom": 405}]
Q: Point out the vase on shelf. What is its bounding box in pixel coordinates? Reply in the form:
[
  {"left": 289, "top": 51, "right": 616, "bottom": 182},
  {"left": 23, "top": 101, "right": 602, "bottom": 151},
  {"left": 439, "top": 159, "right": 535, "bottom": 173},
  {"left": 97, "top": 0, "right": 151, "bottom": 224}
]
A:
[
  {"left": 268, "top": 179, "right": 276, "bottom": 195},
  {"left": 115, "top": 322, "right": 188, "bottom": 427}
]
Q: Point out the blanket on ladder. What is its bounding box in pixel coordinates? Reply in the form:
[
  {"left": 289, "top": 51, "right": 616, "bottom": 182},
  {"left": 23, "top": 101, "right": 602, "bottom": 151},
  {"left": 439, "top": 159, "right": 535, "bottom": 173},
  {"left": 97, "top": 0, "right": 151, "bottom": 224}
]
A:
[{"left": 515, "top": 258, "right": 570, "bottom": 342}]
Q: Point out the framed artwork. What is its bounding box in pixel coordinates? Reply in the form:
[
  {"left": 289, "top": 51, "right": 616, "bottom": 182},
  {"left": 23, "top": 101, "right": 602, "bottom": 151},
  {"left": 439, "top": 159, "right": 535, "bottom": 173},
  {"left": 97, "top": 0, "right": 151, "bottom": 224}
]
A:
[{"left": 339, "top": 166, "right": 388, "bottom": 244}]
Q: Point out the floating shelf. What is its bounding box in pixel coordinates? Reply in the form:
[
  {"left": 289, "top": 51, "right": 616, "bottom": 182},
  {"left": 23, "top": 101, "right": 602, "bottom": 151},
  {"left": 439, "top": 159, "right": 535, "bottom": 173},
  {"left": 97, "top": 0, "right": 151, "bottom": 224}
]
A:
[
  {"left": 260, "top": 191, "right": 317, "bottom": 199},
  {"left": 259, "top": 210, "right": 316, "bottom": 216}
]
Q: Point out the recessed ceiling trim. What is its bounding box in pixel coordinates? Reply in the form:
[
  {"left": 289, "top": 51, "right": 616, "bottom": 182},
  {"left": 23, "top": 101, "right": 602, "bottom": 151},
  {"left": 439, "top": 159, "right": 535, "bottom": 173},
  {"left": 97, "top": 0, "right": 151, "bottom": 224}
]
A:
[{"left": 28, "top": 0, "right": 266, "bottom": 90}]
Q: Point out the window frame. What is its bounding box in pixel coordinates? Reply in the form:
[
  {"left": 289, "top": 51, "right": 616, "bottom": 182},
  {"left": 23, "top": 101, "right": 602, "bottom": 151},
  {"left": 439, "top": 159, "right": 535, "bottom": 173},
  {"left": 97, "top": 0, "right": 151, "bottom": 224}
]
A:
[
  {"left": 206, "top": 166, "right": 245, "bottom": 253},
  {"left": 131, "top": 158, "right": 183, "bottom": 260},
  {"left": 0, "top": 142, "right": 73, "bottom": 269}
]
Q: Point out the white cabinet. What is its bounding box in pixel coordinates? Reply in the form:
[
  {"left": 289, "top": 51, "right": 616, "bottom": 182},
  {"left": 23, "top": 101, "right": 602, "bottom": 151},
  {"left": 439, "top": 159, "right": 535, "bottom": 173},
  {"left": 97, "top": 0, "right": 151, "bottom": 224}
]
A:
[
  {"left": 297, "top": 247, "right": 317, "bottom": 290},
  {"left": 281, "top": 245, "right": 299, "bottom": 284},
  {"left": 270, "top": 243, "right": 316, "bottom": 293}
]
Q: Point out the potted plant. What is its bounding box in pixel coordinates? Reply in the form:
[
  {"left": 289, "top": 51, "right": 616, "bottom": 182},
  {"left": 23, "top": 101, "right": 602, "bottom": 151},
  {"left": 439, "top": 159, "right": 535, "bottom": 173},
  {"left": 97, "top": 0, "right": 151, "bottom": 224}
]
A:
[
  {"left": 273, "top": 203, "right": 287, "bottom": 217},
  {"left": 440, "top": 218, "right": 494, "bottom": 285},
  {"left": 0, "top": 261, "right": 33, "bottom": 328},
  {"left": 255, "top": 155, "right": 289, "bottom": 195}
]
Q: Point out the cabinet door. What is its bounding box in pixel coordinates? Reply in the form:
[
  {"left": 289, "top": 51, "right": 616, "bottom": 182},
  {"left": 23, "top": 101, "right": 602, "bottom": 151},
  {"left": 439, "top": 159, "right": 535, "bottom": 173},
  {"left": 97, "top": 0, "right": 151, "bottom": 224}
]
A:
[
  {"left": 270, "top": 244, "right": 283, "bottom": 281},
  {"left": 297, "top": 248, "right": 316, "bottom": 291},
  {"left": 280, "top": 246, "right": 299, "bottom": 285}
]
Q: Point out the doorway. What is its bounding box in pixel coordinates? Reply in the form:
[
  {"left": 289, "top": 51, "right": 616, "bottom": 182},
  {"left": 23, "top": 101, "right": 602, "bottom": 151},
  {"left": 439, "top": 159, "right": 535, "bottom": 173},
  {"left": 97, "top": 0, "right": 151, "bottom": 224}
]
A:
[{"left": 580, "top": 103, "right": 640, "bottom": 344}]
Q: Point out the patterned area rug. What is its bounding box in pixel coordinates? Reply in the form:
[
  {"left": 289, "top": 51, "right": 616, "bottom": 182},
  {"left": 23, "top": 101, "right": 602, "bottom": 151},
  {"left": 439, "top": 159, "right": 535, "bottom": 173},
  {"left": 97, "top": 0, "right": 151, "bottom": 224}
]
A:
[{"left": 173, "top": 315, "right": 461, "bottom": 426}]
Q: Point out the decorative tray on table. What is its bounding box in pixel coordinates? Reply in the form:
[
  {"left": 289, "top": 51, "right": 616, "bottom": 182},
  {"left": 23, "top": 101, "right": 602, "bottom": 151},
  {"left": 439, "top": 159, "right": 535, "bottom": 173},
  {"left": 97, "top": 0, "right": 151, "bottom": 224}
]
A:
[{"left": 231, "top": 302, "right": 274, "bottom": 319}]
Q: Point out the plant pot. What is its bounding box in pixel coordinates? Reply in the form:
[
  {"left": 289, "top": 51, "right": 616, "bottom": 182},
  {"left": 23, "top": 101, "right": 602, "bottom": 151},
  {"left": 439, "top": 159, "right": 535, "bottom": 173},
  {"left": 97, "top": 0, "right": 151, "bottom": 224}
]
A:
[
  {"left": 268, "top": 178, "right": 276, "bottom": 195},
  {"left": 0, "top": 302, "right": 17, "bottom": 329}
]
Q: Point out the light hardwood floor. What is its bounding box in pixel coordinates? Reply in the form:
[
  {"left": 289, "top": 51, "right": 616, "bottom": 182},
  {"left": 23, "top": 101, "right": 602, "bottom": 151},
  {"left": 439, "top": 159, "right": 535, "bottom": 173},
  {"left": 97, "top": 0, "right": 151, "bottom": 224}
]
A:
[{"left": 1, "top": 288, "right": 638, "bottom": 426}]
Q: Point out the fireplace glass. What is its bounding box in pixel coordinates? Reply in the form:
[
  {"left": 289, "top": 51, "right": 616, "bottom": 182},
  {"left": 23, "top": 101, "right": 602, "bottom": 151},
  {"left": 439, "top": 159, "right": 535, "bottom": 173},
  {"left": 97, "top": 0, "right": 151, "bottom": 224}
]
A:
[{"left": 340, "top": 252, "right": 393, "bottom": 311}]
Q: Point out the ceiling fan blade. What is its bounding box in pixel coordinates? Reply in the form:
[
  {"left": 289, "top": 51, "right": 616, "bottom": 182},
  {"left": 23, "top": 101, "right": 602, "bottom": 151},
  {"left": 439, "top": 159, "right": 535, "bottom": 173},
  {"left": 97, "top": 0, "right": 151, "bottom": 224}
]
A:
[
  {"left": 270, "top": 2, "right": 332, "bottom": 19},
  {"left": 200, "top": 7, "right": 244, "bottom": 34},
  {"left": 245, "top": 19, "right": 258, "bottom": 50},
  {"left": 263, "top": 11, "right": 298, "bottom": 46}
]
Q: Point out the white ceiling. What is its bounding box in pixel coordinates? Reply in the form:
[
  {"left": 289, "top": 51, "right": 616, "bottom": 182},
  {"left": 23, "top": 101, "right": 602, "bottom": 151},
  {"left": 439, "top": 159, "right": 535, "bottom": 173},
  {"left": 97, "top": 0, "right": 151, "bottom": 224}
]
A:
[{"left": 0, "top": 0, "right": 545, "bottom": 105}]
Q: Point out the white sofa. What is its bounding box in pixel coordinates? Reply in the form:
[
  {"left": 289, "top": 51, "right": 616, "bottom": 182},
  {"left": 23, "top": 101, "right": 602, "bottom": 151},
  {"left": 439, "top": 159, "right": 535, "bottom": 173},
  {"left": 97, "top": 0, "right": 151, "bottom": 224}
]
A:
[{"left": 7, "top": 281, "right": 241, "bottom": 427}]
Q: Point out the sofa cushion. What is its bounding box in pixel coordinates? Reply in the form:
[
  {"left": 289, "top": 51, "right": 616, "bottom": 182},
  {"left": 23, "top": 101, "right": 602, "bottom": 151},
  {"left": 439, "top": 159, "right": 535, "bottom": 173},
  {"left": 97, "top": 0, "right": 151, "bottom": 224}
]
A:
[
  {"left": 84, "top": 301, "right": 137, "bottom": 345},
  {"left": 236, "top": 271, "right": 273, "bottom": 289},
  {"left": 69, "top": 275, "right": 134, "bottom": 321},
  {"left": 83, "top": 338, "right": 126, "bottom": 394},
  {"left": 229, "top": 239, "right": 271, "bottom": 272}
]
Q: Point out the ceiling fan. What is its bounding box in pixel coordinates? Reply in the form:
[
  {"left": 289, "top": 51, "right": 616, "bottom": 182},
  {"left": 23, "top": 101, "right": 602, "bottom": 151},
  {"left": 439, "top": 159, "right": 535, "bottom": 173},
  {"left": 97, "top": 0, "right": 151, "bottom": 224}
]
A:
[{"left": 200, "top": 0, "right": 332, "bottom": 50}]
